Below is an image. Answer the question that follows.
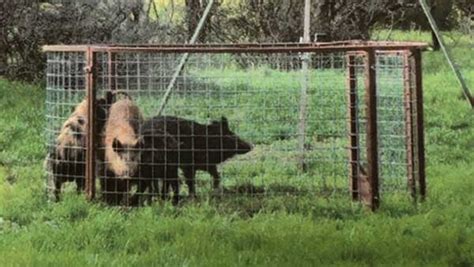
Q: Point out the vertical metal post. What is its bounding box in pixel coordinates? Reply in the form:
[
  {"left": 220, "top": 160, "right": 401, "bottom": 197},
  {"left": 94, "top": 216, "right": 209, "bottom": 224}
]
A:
[
  {"left": 346, "top": 54, "right": 360, "bottom": 200},
  {"left": 403, "top": 52, "right": 416, "bottom": 199},
  {"left": 364, "top": 49, "right": 380, "bottom": 210},
  {"left": 298, "top": 0, "right": 311, "bottom": 171},
  {"left": 85, "top": 47, "right": 96, "bottom": 200},
  {"left": 413, "top": 49, "right": 426, "bottom": 200}
]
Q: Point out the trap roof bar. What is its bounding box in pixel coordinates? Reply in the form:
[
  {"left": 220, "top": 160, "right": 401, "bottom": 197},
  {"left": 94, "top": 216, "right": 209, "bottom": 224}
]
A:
[{"left": 43, "top": 41, "right": 428, "bottom": 53}]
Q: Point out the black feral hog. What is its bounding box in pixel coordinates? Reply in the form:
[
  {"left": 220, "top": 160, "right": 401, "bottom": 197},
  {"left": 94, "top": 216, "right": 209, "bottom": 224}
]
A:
[
  {"left": 138, "top": 121, "right": 180, "bottom": 204},
  {"left": 100, "top": 102, "right": 181, "bottom": 206},
  {"left": 146, "top": 116, "right": 253, "bottom": 197},
  {"left": 101, "top": 123, "right": 180, "bottom": 206}
]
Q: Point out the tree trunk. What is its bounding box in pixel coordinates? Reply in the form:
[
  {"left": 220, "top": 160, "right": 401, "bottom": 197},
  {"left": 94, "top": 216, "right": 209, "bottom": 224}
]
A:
[
  {"left": 0, "top": 44, "right": 7, "bottom": 76},
  {"left": 0, "top": 3, "right": 10, "bottom": 76},
  {"left": 312, "top": 0, "right": 330, "bottom": 40}
]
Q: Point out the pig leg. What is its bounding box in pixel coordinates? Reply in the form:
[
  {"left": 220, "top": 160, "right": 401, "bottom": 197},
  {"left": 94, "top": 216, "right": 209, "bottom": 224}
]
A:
[
  {"left": 54, "top": 180, "right": 62, "bottom": 201},
  {"left": 171, "top": 176, "right": 180, "bottom": 205},
  {"left": 101, "top": 176, "right": 125, "bottom": 206},
  {"left": 168, "top": 166, "right": 180, "bottom": 205},
  {"left": 129, "top": 179, "right": 151, "bottom": 207},
  {"left": 182, "top": 167, "right": 197, "bottom": 198},
  {"left": 161, "top": 175, "right": 179, "bottom": 204},
  {"left": 160, "top": 177, "right": 167, "bottom": 200},
  {"left": 161, "top": 177, "right": 174, "bottom": 201},
  {"left": 152, "top": 179, "right": 160, "bottom": 197},
  {"left": 75, "top": 178, "right": 85, "bottom": 194},
  {"left": 208, "top": 165, "right": 221, "bottom": 191}
]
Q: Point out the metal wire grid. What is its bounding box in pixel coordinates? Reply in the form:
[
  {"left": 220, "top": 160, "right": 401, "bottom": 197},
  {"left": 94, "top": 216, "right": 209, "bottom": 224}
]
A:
[
  {"left": 45, "top": 51, "right": 87, "bottom": 197},
  {"left": 376, "top": 52, "right": 409, "bottom": 192},
  {"left": 44, "top": 47, "right": 421, "bottom": 205},
  {"left": 91, "top": 52, "right": 352, "bottom": 204}
]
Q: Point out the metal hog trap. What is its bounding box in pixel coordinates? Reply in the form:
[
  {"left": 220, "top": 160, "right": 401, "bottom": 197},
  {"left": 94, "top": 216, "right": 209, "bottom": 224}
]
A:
[{"left": 43, "top": 41, "right": 427, "bottom": 210}]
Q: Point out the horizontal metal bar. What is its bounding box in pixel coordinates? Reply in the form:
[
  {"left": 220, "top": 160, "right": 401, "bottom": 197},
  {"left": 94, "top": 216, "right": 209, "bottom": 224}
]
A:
[
  {"left": 43, "top": 41, "right": 428, "bottom": 53},
  {"left": 42, "top": 45, "right": 90, "bottom": 52}
]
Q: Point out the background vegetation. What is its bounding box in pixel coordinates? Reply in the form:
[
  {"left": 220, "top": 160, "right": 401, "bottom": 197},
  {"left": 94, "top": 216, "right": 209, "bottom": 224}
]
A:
[
  {"left": 0, "top": 30, "right": 473, "bottom": 265},
  {"left": 0, "top": 0, "right": 472, "bottom": 81}
]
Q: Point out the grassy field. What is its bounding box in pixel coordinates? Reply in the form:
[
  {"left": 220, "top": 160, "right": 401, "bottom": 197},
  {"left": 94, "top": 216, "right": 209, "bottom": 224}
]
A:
[{"left": 1, "top": 31, "right": 473, "bottom": 266}]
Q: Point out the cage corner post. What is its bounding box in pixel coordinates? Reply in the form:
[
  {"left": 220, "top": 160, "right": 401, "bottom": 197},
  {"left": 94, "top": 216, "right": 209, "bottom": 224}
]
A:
[
  {"left": 85, "top": 47, "right": 97, "bottom": 201},
  {"left": 346, "top": 54, "right": 360, "bottom": 201},
  {"left": 413, "top": 49, "right": 426, "bottom": 200},
  {"left": 363, "top": 48, "right": 380, "bottom": 211}
]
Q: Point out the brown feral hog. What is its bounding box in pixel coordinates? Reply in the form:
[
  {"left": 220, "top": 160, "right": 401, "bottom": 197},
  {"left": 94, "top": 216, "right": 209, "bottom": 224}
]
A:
[
  {"left": 100, "top": 97, "right": 144, "bottom": 205},
  {"left": 45, "top": 98, "right": 107, "bottom": 200},
  {"left": 146, "top": 116, "right": 253, "bottom": 197},
  {"left": 45, "top": 92, "right": 129, "bottom": 201},
  {"left": 101, "top": 98, "right": 182, "bottom": 206}
]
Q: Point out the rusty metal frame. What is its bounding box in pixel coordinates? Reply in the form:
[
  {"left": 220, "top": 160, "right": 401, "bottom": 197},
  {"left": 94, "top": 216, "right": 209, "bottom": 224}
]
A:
[
  {"left": 403, "top": 52, "right": 417, "bottom": 199},
  {"left": 44, "top": 41, "right": 428, "bottom": 209},
  {"left": 43, "top": 41, "right": 428, "bottom": 54},
  {"left": 85, "top": 47, "right": 97, "bottom": 200}
]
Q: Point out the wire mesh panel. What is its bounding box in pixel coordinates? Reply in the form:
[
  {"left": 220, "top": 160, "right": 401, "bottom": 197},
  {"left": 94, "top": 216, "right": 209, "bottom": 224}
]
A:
[
  {"left": 44, "top": 51, "right": 88, "bottom": 200},
  {"left": 93, "top": 52, "right": 352, "bottom": 205},
  {"left": 376, "top": 52, "right": 409, "bottom": 192},
  {"left": 43, "top": 42, "right": 427, "bottom": 208}
]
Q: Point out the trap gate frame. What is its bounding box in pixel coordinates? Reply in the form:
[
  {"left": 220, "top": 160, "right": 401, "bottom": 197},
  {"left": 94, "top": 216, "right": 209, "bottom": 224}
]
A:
[{"left": 43, "top": 41, "right": 428, "bottom": 210}]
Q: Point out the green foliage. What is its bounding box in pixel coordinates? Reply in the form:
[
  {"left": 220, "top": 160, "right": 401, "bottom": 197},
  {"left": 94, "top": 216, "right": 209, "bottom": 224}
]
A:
[
  {"left": 0, "top": 80, "right": 45, "bottom": 165},
  {"left": 0, "top": 31, "right": 473, "bottom": 265}
]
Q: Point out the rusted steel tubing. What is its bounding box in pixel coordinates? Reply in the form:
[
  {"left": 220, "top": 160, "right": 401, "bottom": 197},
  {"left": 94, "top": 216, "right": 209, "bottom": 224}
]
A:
[
  {"left": 94, "top": 46, "right": 427, "bottom": 54},
  {"left": 43, "top": 41, "right": 428, "bottom": 49},
  {"left": 43, "top": 41, "right": 428, "bottom": 53}
]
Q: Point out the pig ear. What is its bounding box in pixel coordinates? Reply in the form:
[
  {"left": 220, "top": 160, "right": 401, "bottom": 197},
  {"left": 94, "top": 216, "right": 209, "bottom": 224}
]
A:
[
  {"left": 221, "top": 116, "right": 229, "bottom": 130},
  {"left": 112, "top": 138, "right": 124, "bottom": 152}
]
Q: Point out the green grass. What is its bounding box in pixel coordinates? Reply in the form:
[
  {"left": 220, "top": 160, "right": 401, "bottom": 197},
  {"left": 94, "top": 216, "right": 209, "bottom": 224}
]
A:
[{"left": 1, "top": 30, "right": 474, "bottom": 266}]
